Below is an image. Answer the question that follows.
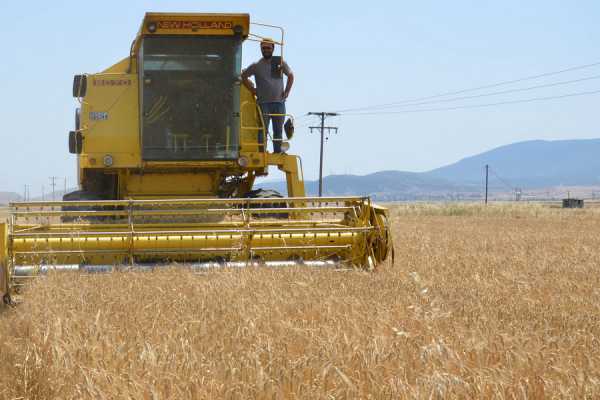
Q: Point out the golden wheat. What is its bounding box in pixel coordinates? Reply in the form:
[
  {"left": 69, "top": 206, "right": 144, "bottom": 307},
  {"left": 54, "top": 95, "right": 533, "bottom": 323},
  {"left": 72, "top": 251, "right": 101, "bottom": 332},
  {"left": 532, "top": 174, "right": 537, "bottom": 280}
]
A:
[{"left": 1, "top": 202, "right": 599, "bottom": 399}]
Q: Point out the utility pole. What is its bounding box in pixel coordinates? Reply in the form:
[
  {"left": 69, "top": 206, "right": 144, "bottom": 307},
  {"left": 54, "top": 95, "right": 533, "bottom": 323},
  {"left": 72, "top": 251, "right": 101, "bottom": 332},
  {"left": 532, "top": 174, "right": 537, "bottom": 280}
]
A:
[
  {"left": 49, "top": 176, "right": 58, "bottom": 201},
  {"left": 308, "top": 112, "right": 339, "bottom": 197},
  {"left": 484, "top": 164, "right": 489, "bottom": 205},
  {"left": 23, "top": 184, "right": 29, "bottom": 201}
]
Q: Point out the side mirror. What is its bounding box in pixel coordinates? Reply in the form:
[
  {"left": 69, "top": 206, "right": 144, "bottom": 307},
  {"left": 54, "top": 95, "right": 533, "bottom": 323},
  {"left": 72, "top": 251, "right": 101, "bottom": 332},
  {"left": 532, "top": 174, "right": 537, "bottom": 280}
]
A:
[
  {"left": 284, "top": 118, "right": 294, "bottom": 140},
  {"left": 73, "top": 74, "right": 87, "bottom": 98},
  {"left": 68, "top": 131, "right": 83, "bottom": 154}
]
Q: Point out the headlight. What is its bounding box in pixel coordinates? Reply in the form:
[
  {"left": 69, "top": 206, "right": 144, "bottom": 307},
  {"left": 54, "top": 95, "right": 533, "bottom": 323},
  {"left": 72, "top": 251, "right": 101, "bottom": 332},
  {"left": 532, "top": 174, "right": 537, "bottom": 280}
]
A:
[
  {"left": 237, "top": 156, "right": 249, "bottom": 167},
  {"left": 103, "top": 154, "right": 114, "bottom": 167},
  {"left": 147, "top": 22, "right": 157, "bottom": 33},
  {"left": 280, "top": 141, "right": 290, "bottom": 152}
]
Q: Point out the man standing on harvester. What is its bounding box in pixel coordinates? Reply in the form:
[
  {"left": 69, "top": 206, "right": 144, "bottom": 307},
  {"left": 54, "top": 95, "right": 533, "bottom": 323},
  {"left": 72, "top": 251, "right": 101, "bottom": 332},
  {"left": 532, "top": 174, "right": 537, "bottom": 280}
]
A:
[{"left": 241, "top": 38, "right": 294, "bottom": 153}]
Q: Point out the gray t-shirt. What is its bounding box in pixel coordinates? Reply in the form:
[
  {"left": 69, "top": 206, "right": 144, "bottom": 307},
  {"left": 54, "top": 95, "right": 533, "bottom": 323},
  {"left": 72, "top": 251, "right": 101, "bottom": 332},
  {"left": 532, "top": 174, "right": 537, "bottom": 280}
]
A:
[{"left": 243, "top": 58, "right": 292, "bottom": 104}]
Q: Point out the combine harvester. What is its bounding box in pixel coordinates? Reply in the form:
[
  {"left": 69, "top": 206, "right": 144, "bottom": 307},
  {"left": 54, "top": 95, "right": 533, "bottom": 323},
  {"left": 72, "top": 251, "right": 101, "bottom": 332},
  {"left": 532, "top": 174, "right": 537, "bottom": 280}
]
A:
[{"left": 0, "top": 13, "right": 392, "bottom": 304}]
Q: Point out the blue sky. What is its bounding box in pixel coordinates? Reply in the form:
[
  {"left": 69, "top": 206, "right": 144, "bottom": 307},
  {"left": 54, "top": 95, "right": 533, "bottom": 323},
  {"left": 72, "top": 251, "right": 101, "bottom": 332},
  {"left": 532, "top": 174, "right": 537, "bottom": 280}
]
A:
[{"left": 1, "top": 0, "right": 599, "bottom": 195}]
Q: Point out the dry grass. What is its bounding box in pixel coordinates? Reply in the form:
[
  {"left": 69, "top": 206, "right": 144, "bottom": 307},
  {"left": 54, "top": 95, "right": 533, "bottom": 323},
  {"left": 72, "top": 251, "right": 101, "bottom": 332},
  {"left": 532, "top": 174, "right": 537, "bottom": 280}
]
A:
[{"left": 1, "top": 202, "right": 600, "bottom": 399}]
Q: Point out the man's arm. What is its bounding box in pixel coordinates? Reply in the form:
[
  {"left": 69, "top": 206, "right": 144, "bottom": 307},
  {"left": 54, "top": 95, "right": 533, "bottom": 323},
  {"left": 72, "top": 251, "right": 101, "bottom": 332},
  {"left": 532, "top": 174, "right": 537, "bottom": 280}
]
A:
[
  {"left": 241, "top": 66, "right": 257, "bottom": 97},
  {"left": 283, "top": 62, "right": 294, "bottom": 100}
]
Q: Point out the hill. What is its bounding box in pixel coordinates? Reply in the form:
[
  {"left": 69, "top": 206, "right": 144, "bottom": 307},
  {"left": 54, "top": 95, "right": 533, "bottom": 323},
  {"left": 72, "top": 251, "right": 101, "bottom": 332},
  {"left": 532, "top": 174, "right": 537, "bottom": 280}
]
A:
[
  {"left": 261, "top": 139, "right": 600, "bottom": 198},
  {"left": 0, "top": 192, "right": 21, "bottom": 205},
  {"left": 426, "top": 139, "right": 600, "bottom": 187},
  {"left": 263, "top": 170, "right": 468, "bottom": 200}
]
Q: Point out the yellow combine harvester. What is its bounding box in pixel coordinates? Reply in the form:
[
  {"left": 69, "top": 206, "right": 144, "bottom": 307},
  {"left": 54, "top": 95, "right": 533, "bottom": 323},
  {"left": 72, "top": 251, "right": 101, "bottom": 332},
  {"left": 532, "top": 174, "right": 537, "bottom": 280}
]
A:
[{"left": 0, "top": 13, "right": 392, "bottom": 304}]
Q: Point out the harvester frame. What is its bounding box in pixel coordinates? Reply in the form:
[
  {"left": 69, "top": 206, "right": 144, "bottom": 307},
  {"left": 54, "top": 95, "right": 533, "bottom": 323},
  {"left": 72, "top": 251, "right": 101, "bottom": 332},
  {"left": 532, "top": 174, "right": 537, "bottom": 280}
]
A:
[{"left": 0, "top": 12, "right": 393, "bottom": 304}]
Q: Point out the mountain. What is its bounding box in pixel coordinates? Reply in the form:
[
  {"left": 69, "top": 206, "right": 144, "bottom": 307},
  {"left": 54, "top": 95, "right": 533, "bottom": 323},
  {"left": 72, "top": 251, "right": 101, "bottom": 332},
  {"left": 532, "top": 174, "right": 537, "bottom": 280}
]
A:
[
  {"left": 29, "top": 188, "right": 78, "bottom": 202},
  {"left": 426, "top": 139, "right": 600, "bottom": 187},
  {"left": 262, "top": 138, "right": 600, "bottom": 199},
  {"left": 263, "top": 170, "right": 468, "bottom": 200},
  {"left": 309, "top": 171, "right": 462, "bottom": 196},
  {"left": 0, "top": 192, "right": 21, "bottom": 205}
]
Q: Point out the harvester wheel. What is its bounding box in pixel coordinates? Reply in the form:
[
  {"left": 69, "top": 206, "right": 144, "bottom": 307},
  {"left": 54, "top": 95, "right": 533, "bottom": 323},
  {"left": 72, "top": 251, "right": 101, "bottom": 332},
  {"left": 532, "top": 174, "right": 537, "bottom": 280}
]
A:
[
  {"left": 246, "top": 189, "right": 284, "bottom": 199},
  {"left": 2, "top": 293, "right": 14, "bottom": 307},
  {"left": 245, "top": 189, "right": 288, "bottom": 219},
  {"left": 372, "top": 212, "right": 393, "bottom": 266},
  {"left": 62, "top": 190, "right": 116, "bottom": 223}
]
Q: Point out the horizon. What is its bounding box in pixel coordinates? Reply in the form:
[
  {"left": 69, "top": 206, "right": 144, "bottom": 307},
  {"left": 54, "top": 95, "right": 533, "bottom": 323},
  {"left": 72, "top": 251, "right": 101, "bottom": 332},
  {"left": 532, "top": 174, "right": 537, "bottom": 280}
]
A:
[{"left": 1, "top": 136, "right": 599, "bottom": 193}]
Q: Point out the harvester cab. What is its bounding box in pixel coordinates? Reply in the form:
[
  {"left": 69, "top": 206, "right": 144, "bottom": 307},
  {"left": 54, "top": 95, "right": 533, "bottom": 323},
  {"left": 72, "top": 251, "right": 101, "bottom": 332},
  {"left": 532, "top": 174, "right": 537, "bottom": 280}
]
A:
[
  {"left": 0, "top": 13, "right": 392, "bottom": 305},
  {"left": 68, "top": 13, "right": 303, "bottom": 201}
]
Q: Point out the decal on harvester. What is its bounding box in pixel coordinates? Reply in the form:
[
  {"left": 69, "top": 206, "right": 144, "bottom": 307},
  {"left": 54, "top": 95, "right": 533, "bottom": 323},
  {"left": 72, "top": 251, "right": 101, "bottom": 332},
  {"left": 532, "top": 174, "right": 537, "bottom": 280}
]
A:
[
  {"left": 90, "top": 112, "right": 108, "bottom": 121},
  {"left": 156, "top": 20, "right": 233, "bottom": 30},
  {"left": 93, "top": 79, "right": 132, "bottom": 87}
]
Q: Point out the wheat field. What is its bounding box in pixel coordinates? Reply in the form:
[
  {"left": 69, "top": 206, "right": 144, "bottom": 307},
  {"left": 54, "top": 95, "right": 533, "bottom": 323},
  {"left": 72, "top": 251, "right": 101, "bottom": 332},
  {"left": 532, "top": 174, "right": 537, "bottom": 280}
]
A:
[{"left": 1, "top": 203, "right": 599, "bottom": 399}]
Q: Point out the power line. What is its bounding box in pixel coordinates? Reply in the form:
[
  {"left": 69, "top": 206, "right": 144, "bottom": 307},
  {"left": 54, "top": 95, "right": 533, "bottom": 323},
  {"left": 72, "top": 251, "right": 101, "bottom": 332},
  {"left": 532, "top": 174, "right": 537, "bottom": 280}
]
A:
[
  {"left": 489, "top": 167, "right": 533, "bottom": 201},
  {"left": 344, "top": 74, "right": 600, "bottom": 111},
  {"left": 308, "top": 112, "right": 339, "bottom": 197},
  {"left": 295, "top": 113, "right": 311, "bottom": 120},
  {"left": 339, "top": 88, "right": 600, "bottom": 116},
  {"left": 335, "top": 60, "right": 600, "bottom": 113},
  {"left": 484, "top": 165, "right": 488, "bottom": 205},
  {"left": 49, "top": 176, "right": 58, "bottom": 201},
  {"left": 488, "top": 167, "right": 516, "bottom": 192}
]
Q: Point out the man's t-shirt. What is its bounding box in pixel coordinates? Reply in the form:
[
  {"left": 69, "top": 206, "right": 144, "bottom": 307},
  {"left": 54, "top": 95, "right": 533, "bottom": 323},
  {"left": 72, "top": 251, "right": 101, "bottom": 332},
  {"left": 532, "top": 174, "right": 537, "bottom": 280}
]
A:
[{"left": 243, "top": 58, "right": 292, "bottom": 104}]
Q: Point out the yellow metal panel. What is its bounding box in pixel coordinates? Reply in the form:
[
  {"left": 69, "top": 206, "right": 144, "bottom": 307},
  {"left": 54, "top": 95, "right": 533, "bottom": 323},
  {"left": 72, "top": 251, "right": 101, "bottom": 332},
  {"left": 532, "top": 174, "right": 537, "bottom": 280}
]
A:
[
  {"left": 142, "top": 13, "right": 250, "bottom": 36},
  {"left": 101, "top": 57, "right": 132, "bottom": 74},
  {"left": 0, "top": 222, "right": 6, "bottom": 260},
  {"left": 240, "top": 86, "right": 265, "bottom": 158},
  {"left": 12, "top": 233, "right": 357, "bottom": 254},
  {"left": 142, "top": 160, "right": 238, "bottom": 169},
  {"left": 0, "top": 222, "right": 7, "bottom": 298},
  {"left": 123, "top": 173, "right": 216, "bottom": 197},
  {"left": 267, "top": 154, "right": 305, "bottom": 197},
  {"left": 80, "top": 73, "right": 140, "bottom": 169},
  {"left": 6, "top": 197, "right": 389, "bottom": 269}
]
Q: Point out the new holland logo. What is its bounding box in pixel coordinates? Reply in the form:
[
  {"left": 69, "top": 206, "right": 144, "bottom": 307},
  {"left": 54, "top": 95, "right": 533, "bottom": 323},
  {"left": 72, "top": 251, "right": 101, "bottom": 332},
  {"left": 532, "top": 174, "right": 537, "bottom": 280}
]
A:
[{"left": 157, "top": 20, "right": 234, "bottom": 30}]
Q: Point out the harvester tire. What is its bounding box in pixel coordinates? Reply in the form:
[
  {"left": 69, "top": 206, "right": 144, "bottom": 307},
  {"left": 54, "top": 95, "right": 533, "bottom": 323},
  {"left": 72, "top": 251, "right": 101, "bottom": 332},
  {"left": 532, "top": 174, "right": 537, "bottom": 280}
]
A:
[
  {"left": 3, "top": 293, "right": 14, "bottom": 307},
  {"left": 245, "top": 189, "right": 288, "bottom": 219},
  {"left": 246, "top": 189, "right": 284, "bottom": 199},
  {"left": 371, "top": 210, "right": 393, "bottom": 267},
  {"left": 61, "top": 190, "right": 115, "bottom": 223}
]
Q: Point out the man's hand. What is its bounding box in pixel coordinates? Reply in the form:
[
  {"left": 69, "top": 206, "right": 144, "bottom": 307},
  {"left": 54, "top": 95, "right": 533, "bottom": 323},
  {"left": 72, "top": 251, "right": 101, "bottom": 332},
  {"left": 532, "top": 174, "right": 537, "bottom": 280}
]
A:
[{"left": 241, "top": 68, "right": 257, "bottom": 98}]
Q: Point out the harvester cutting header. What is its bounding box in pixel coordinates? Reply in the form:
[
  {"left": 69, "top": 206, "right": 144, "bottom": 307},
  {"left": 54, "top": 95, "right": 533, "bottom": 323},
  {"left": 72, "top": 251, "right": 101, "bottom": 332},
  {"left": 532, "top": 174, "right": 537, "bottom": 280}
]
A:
[{"left": 0, "top": 13, "right": 392, "bottom": 304}]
